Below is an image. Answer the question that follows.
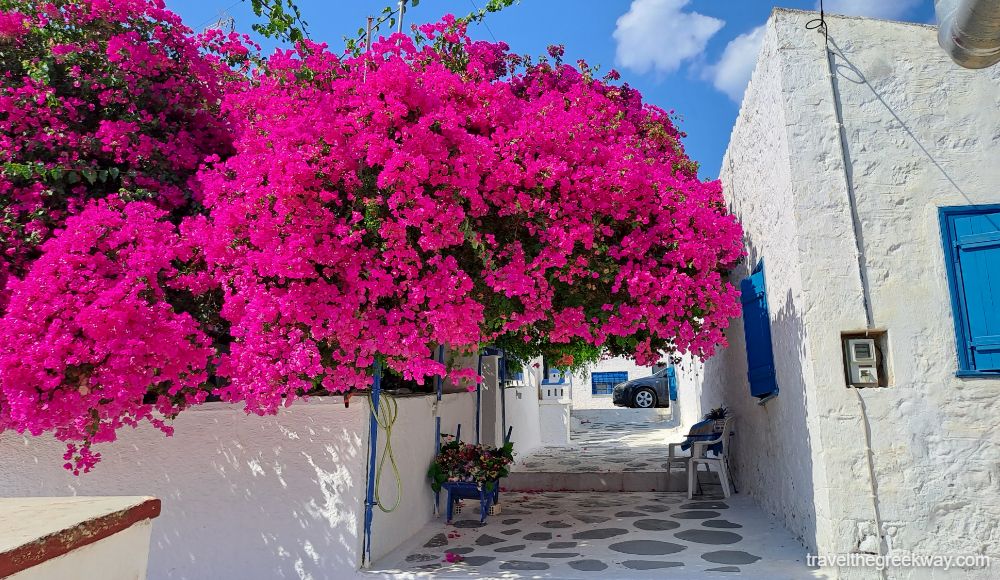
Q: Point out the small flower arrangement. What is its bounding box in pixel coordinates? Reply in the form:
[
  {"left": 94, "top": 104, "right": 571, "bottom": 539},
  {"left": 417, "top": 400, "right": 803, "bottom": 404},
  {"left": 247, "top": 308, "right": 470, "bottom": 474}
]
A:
[{"left": 428, "top": 439, "right": 515, "bottom": 493}]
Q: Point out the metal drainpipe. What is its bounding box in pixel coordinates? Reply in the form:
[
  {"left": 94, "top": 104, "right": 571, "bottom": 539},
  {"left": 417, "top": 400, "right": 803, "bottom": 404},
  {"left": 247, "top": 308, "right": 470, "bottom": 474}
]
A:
[
  {"left": 361, "top": 362, "right": 382, "bottom": 567},
  {"left": 936, "top": 0, "right": 1000, "bottom": 69},
  {"left": 433, "top": 345, "right": 444, "bottom": 515},
  {"left": 499, "top": 353, "right": 508, "bottom": 441},
  {"left": 475, "top": 352, "right": 483, "bottom": 444}
]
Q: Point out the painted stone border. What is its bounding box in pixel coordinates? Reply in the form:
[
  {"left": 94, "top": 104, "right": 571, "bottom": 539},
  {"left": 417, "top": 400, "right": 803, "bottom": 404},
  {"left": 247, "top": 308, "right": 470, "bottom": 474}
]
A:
[{"left": 0, "top": 497, "right": 161, "bottom": 577}]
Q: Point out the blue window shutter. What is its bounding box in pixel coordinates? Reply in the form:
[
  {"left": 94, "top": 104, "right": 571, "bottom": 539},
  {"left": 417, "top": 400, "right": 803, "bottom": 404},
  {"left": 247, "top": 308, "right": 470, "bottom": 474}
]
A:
[
  {"left": 740, "top": 262, "right": 778, "bottom": 398},
  {"left": 666, "top": 366, "right": 678, "bottom": 401},
  {"left": 951, "top": 210, "right": 1000, "bottom": 372},
  {"left": 592, "top": 372, "right": 627, "bottom": 395}
]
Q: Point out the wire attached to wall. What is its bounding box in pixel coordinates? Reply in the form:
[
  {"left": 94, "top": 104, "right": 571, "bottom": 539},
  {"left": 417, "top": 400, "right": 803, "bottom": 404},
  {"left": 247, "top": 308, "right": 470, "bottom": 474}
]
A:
[
  {"left": 805, "top": 0, "right": 829, "bottom": 45},
  {"left": 805, "top": 7, "right": 887, "bottom": 576}
]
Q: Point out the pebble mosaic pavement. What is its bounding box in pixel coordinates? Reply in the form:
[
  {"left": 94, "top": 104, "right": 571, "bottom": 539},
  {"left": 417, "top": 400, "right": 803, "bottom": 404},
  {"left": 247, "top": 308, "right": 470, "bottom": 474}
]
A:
[
  {"left": 511, "top": 414, "right": 687, "bottom": 474},
  {"left": 372, "top": 491, "right": 816, "bottom": 578},
  {"left": 370, "top": 412, "right": 817, "bottom": 578}
]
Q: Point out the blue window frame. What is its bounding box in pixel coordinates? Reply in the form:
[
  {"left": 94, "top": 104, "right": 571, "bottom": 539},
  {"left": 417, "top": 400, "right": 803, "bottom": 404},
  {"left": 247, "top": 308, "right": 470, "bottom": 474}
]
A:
[
  {"left": 592, "top": 371, "right": 627, "bottom": 395},
  {"left": 740, "top": 259, "right": 778, "bottom": 399},
  {"left": 939, "top": 205, "right": 1000, "bottom": 375}
]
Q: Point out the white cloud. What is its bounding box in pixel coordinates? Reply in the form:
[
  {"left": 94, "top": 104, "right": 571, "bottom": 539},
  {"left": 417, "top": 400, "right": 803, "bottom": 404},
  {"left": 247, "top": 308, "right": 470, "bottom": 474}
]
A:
[
  {"left": 613, "top": 0, "right": 724, "bottom": 75},
  {"left": 818, "top": 0, "right": 922, "bottom": 20},
  {"left": 706, "top": 24, "right": 766, "bottom": 102}
]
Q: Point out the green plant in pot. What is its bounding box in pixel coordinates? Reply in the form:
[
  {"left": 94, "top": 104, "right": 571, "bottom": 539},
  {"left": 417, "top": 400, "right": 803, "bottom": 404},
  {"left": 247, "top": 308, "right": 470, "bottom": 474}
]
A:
[
  {"left": 428, "top": 439, "right": 515, "bottom": 493},
  {"left": 704, "top": 407, "right": 730, "bottom": 432}
]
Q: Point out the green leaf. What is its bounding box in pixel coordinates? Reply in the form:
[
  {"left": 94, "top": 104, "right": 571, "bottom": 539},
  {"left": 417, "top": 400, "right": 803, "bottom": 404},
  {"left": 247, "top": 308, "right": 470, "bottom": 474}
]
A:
[{"left": 66, "top": 171, "right": 80, "bottom": 184}]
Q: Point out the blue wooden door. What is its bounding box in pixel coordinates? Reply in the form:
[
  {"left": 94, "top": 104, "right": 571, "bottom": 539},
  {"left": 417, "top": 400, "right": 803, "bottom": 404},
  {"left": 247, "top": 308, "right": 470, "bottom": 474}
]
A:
[
  {"left": 740, "top": 261, "right": 778, "bottom": 398},
  {"left": 952, "top": 211, "right": 1000, "bottom": 371}
]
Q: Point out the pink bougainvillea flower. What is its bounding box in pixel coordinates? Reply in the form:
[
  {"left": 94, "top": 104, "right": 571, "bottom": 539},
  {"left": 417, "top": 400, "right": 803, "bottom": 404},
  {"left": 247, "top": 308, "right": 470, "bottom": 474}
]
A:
[{"left": 0, "top": 2, "right": 742, "bottom": 472}]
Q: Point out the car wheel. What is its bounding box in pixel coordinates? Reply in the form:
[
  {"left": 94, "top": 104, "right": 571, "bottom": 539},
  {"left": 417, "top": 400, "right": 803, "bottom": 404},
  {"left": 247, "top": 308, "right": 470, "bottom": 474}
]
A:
[{"left": 633, "top": 388, "right": 656, "bottom": 408}]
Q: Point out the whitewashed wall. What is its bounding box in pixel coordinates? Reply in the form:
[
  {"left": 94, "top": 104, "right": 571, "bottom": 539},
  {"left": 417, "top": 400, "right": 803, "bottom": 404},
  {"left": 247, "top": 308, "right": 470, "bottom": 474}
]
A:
[
  {"left": 707, "top": 12, "right": 829, "bottom": 554},
  {"left": 0, "top": 390, "right": 482, "bottom": 579},
  {"left": 11, "top": 519, "right": 154, "bottom": 580},
  {"left": 671, "top": 353, "right": 710, "bottom": 430},
  {"left": 369, "top": 391, "right": 475, "bottom": 563},
  {"left": 711, "top": 9, "right": 1000, "bottom": 576},
  {"left": 795, "top": 11, "right": 1000, "bottom": 571},
  {"left": 0, "top": 399, "right": 368, "bottom": 579},
  {"left": 504, "top": 385, "right": 543, "bottom": 459}
]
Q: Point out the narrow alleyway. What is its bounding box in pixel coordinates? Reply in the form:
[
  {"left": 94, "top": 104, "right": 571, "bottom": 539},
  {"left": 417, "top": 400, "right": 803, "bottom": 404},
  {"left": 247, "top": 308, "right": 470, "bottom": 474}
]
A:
[
  {"left": 368, "top": 410, "right": 818, "bottom": 578},
  {"left": 504, "top": 410, "right": 686, "bottom": 492}
]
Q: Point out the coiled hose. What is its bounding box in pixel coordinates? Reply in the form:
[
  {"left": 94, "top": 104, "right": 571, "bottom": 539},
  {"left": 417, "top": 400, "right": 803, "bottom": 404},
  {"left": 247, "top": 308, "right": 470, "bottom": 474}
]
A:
[{"left": 368, "top": 391, "right": 402, "bottom": 513}]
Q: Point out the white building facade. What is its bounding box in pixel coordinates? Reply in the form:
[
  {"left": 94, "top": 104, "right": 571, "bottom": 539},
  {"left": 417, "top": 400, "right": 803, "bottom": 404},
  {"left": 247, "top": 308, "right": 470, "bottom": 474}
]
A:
[
  {"left": 569, "top": 356, "right": 657, "bottom": 410},
  {"left": 696, "top": 9, "right": 1000, "bottom": 578}
]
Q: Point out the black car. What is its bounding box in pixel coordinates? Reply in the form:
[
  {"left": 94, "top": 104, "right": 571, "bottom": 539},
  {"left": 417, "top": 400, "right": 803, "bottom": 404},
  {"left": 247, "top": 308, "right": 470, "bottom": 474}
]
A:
[{"left": 612, "top": 367, "right": 671, "bottom": 408}]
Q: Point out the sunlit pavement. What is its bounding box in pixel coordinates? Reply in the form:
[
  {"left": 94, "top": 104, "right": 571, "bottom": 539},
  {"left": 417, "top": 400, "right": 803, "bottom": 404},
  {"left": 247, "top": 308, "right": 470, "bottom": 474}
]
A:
[
  {"left": 369, "top": 490, "right": 822, "bottom": 579},
  {"left": 368, "top": 410, "right": 820, "bottom": 578},
  {"left": 512, "top": 412, "right": 689, "bottom": 474}
]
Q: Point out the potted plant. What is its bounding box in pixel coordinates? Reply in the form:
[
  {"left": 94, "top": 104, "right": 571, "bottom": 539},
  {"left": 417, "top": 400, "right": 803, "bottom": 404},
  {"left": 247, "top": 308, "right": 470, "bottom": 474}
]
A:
[
  {"left": 428, "top": 440, "right": 515, "bottom": 493},
  {"left": 705, "top": 406, "right": 730, "bottom": 432},
  {"left": 428, "top": 440, "right": 515, "bottom": 522}
]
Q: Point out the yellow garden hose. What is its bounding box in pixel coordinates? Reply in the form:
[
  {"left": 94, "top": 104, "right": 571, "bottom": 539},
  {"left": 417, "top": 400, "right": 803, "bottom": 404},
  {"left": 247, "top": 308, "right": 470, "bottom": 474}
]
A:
[{"left": 368, "top": 391, "right": 402, "bottom": 513}]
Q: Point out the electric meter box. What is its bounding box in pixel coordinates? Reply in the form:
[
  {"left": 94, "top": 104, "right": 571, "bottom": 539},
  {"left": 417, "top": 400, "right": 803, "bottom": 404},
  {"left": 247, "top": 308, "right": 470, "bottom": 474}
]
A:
[{"left": 845, "top": 337, "right": 878, "bottom": 385}]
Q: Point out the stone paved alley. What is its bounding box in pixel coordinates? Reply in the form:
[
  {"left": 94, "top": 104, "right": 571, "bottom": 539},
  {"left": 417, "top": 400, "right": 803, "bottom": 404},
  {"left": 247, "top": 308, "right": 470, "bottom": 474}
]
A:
[{"left": 369, "top": 411, "right": 818, "bottom": 578}]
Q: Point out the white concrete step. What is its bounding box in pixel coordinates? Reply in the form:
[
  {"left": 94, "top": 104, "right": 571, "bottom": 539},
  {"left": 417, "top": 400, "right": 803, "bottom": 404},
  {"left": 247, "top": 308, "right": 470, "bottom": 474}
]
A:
[
  {"left": 503, "top": 469, "right": 723, "bottom": 493},
  {"left": 502, "top": 470, "right": 675, "bottom": 492}
]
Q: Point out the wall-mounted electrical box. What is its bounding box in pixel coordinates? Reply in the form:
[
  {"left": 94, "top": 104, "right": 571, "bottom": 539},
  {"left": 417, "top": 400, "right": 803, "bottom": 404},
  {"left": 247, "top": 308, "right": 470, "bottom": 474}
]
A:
[
  {"left": 846, "top": 338, "right": 878, "bottom": 384},
  {"left": 841, "top": 331, "right": 891, "bottom": 388}
]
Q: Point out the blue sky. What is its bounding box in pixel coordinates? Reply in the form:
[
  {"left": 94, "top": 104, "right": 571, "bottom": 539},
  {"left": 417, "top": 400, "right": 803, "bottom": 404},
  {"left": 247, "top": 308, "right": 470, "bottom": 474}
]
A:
[{"left": 166, "top": 0, "right": 936, "bottom": 179}]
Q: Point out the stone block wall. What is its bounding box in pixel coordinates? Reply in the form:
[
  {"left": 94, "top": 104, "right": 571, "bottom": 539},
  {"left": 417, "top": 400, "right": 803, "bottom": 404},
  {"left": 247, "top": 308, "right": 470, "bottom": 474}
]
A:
[{"left": 708, "top": 9, "right": 1000, "bottom": 576}]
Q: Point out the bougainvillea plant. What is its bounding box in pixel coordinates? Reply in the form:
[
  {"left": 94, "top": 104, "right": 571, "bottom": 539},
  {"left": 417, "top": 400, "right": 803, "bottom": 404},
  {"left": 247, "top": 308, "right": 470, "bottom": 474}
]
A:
[
  {"left": 0, "top": 0, "right": 238, "bottom": 310},
  {"left": 0, "top": 1, "right": 744, "bottom": 473},
  {"left": 0, "top": 0, "right": 242, "bottom": 473}
]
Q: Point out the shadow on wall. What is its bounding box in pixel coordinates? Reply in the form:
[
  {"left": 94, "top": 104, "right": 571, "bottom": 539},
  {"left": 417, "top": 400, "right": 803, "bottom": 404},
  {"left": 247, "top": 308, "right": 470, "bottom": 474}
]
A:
[
  {"left": 829, "top": 37, "right": 972, "bottom": 202},
  {"left": 699, "top": 253, "right": 820, "bottom": 553},
  {"left": 0, "top": 402, "right": 369, "bottom": 580}
]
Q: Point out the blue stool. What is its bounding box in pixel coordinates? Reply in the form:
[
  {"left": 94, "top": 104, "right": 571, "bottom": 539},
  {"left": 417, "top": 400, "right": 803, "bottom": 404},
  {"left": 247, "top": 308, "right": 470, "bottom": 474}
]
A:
[{"left": 442, "top": 481, "right": 500, "bottom": 523}]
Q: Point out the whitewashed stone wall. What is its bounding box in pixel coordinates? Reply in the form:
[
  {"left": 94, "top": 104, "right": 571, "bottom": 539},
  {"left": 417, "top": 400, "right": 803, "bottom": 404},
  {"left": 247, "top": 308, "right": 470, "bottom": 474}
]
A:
[
  {"left": 369, "top": 392, "right": 476, "bottom": 563},
  {"left": 706, "top": 12, "right": 830, "bottom": 554},
  {"left": 0, "top": 399, "right": 368, "bottom": 579},
  {"left": 0, "top": 390, "right": 481, "bottom": 579},
  {"left": 709, "top": 9, "right": 1000, "bottom": 577},
  {"left": 504, "top": 383, "right": 543, "bottom": 458}
]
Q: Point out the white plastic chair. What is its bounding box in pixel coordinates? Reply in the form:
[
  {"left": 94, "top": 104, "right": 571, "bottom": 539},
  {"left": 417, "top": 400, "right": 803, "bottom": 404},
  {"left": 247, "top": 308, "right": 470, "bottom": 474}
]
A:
[
  {"left": 667, "top": 438, "right": 692, "bottom": 472},
  {"left": 687, "top": 417, "right": 734, "bottom": 499}
]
